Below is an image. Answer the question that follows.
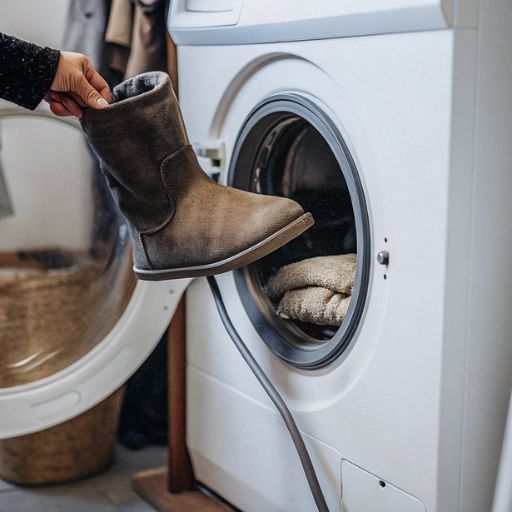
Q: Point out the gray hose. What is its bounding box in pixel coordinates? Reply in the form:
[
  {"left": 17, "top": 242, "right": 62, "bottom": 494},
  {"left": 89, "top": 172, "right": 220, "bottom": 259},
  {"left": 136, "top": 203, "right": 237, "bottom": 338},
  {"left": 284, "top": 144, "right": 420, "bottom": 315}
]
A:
[{"left": 207, "top": 276, "right": 330, "bottom": 512}]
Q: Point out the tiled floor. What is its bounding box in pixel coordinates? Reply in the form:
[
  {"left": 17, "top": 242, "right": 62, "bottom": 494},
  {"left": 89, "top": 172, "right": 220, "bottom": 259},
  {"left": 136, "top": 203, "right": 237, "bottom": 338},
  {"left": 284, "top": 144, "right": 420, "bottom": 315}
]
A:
[{"left": 0, "top": 444, "right": 167, "bottom": 512}]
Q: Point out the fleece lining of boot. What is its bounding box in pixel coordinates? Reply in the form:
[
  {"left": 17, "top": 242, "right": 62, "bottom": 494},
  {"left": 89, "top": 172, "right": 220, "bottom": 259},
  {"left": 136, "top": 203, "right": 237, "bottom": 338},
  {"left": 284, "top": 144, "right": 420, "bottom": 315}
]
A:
[{"left": 111, "top": 71, "right": 167, "bottom": 103}]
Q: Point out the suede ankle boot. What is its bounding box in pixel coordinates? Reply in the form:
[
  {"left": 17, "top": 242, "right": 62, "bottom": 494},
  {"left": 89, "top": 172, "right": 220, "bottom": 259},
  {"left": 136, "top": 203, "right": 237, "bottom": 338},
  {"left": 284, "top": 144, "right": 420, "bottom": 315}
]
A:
[{"left": 81, "top": 72, "right": 314, "bottom": 280}]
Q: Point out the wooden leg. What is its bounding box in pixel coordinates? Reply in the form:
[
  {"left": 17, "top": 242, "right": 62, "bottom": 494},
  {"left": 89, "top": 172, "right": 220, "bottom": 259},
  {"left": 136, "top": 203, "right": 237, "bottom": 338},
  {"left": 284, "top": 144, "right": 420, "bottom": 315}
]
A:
[
  {"left": 132, "top": 467, "right": 237, "bottom": 512},
  {"left": 167, "top": 295, "right": 194, "bottom": 492},
  {"left": 132, "top": 295, "right": 238, "bottom": 511},
  {"left": 166, "top": 32, "right": 179, "bottom": 96}
]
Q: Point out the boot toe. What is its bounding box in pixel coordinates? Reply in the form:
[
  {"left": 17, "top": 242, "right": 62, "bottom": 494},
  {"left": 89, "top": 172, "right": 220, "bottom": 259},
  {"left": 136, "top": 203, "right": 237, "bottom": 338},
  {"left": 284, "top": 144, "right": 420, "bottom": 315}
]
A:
[{"left": 260, "top": 196, "right": 306, "bottom": 233}]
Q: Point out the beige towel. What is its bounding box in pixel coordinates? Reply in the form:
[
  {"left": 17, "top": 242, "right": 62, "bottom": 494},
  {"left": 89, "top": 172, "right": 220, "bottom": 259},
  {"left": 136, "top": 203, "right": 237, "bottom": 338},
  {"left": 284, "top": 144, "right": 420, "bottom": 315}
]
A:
[
  {"left": 266, "top": 254, "right": 357, "bottom": 297},
  {"left": 277, "top": 287, "right": 352, "bottom": 326},
  {"left": 266, "top": 254, "right": 357, "bottom": 327}
]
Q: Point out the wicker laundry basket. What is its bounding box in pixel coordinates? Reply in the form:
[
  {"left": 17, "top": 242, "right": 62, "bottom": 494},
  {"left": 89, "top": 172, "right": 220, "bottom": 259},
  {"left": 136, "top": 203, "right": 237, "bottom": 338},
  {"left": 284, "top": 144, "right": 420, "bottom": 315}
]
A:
[
  {"left": 0, "top": 387, "right": 124, "bottom": 485},
  {"left": 0, "top": 247, "right": 135, "bottom": 485}
]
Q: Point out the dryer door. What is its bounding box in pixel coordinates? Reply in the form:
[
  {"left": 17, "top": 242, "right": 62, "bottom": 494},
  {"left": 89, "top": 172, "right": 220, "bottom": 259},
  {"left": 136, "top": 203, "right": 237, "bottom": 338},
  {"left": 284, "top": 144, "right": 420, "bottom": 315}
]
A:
[{"left": 0, "top": 106, "right": 189, "bottom": 440}]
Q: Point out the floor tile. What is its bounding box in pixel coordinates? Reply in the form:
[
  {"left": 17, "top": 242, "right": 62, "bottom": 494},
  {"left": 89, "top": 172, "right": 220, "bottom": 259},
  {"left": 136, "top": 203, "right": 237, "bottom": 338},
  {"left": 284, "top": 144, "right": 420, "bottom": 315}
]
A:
[{"left": 0, "top": 445, "right": 167, "bottom": 512}]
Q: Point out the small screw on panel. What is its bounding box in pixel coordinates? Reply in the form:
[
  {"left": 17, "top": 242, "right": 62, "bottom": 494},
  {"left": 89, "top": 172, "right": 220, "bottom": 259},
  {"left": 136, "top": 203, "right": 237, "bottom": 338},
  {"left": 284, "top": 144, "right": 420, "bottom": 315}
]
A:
[{"left": 377, "top": 250, "right": 389, "bottom": 266}]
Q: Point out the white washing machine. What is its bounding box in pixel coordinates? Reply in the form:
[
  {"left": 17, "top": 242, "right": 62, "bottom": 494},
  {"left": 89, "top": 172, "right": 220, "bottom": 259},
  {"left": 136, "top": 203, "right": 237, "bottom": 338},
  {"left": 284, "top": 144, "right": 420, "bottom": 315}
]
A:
[
  {"left": 0, "top": 2, "right": 190, "bottom": 439},
  {"left": 168, "top": 1, "right": 512, "bottom": 511}
]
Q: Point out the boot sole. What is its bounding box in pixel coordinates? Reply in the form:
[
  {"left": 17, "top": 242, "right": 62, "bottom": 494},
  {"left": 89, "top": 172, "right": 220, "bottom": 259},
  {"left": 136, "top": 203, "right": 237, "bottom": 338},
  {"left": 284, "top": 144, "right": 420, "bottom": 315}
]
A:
[{"left": 134, "top": 212, "right": 314, "bottom": 281}]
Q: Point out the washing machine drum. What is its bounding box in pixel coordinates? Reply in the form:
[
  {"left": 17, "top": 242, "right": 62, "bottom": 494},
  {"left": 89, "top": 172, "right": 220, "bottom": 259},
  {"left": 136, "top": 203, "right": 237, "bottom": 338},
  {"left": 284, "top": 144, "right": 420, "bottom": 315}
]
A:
[
  {"left": 231, "top": 95, "right": 371, "bottom": 369},
  {"left": 0, "top": 108, "right": 186, "bottom": 439}
]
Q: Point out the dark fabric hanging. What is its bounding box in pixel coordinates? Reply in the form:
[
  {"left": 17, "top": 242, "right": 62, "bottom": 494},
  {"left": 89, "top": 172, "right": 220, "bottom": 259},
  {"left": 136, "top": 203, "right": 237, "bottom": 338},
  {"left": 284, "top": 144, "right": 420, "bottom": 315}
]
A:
[{"left": 105, "top": 0, "right": 167, "bottom": 79}]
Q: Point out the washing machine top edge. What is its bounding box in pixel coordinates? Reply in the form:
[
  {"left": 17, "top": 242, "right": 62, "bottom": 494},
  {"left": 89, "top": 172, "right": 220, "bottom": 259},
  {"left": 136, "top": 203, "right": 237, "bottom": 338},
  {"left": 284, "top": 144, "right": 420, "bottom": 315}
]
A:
[{"left": 168, "top": 0, "right": 479, "bottom": 46}]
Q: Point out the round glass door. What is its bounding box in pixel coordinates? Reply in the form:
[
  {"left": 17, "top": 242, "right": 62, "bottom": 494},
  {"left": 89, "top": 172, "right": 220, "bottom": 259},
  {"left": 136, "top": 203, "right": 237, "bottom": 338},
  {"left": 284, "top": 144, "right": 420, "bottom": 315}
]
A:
[
  {"left": 0, "top": 109, "right": 185, "bottom": 439},
  {"left": 230, "top": 95, "right": 371, "bottom": 368},
  {"left": 0, "top": 0, "right": 185, "bottom": 440}
]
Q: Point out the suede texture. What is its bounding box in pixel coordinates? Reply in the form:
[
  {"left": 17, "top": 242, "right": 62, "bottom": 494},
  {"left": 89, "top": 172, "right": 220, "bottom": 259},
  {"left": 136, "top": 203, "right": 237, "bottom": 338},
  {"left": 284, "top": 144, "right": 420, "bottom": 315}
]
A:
[
  {"left": 144, "top": 145, "right": 304, "bottom": 269},
  {"left": 81, "top": 71, "right": 305, "bottom": 271},
  {"left": 82, "top": 72, "right": 187, "bottom": 234}
]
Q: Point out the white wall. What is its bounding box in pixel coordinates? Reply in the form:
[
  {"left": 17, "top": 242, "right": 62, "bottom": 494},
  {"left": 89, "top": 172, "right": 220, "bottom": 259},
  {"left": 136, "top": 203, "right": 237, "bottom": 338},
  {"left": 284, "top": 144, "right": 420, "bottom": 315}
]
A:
[
  {"left": 0, "top": 0, "right": 94, "bottom": 252},
  {"left": 0, "top": 0, "right": 70, "bottom": 48}
]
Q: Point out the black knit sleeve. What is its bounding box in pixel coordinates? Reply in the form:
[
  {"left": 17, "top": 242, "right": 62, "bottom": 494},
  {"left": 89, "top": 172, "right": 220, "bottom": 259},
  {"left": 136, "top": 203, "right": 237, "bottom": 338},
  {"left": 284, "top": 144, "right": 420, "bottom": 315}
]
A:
[{"left": 0, "top": 33, "right": 60, "bottom": 110}]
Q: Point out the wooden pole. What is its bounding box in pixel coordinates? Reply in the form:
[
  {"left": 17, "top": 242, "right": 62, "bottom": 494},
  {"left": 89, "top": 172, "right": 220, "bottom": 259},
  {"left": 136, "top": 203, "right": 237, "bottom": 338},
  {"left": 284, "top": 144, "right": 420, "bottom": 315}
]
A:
[
  {"left": 133, "top": 289, "right": 234, "bottom": 511},
  {"left": 166, "top": 32, "right": 179, "bottom": 96},
  {"left": 166, "top": 295, "right": 194, "bottom": 492}
]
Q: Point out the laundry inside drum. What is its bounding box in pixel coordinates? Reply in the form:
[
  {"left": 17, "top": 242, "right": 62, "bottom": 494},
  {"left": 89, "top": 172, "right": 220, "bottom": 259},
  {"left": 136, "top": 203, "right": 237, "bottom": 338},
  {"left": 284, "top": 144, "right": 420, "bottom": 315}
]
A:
[
  {"left": 253, "top": 120, "right": 357, "bottom": 339},
  {"left": 231, "top": 99, "right": 370, "bottom": 367}
]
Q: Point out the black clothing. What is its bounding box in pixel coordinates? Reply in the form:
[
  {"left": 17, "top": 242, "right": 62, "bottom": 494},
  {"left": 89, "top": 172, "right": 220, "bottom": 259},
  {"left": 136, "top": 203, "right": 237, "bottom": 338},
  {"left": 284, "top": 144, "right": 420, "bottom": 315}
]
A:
[{"left": 0, "top": 33, "right": 60, "bottom": 110}]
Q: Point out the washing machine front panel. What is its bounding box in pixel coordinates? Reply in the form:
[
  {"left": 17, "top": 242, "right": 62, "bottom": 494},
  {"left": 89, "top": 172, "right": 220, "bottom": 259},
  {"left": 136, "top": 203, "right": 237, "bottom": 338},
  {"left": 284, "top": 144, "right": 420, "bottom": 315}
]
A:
[
  {"left": 179, "top": 2, "right": 512, "bottom": 511},
  {"left": 181, "top": 30, "right": 466, "bottom": 512}
]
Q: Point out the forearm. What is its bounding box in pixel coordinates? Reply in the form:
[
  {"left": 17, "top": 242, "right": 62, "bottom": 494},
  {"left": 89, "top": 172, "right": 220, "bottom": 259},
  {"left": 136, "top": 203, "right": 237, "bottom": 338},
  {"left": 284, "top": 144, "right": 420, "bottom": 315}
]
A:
[{"left": 0, "top": 33, "right": 60, "bottom": 110}]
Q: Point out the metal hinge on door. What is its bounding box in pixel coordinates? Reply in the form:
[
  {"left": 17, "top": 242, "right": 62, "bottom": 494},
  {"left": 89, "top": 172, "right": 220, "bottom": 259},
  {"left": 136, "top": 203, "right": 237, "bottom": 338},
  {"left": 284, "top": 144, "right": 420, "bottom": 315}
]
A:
[{"left": 192, "top": 139, "right": 225, "bottom": 182}]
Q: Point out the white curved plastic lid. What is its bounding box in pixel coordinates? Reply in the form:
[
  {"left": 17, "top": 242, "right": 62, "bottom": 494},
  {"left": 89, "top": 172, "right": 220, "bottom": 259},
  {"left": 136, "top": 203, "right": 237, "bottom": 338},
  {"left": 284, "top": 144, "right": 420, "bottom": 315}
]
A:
[
  {"left": 0, "top": 106, "right": 191, "bottom": 439},
  {"left": 0, "top": 274, "right": 189, "bottom": 439}
]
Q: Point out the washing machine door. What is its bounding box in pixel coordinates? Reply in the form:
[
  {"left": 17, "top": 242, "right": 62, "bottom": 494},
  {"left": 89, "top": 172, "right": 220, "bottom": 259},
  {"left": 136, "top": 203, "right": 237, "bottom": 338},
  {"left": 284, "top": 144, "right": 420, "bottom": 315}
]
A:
[
  {"left": 0, "top": 0, "right": 190, "bottom": 440},
  {"left": 0, "top": 103, "right": 190, "bottom": 439}
]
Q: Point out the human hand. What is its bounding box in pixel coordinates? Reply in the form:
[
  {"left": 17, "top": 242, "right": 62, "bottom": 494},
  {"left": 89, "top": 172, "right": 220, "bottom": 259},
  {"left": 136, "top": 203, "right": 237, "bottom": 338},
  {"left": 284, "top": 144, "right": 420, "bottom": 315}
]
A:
[{"left": 44, "top": 51, "right": 111, "bottom": 118}]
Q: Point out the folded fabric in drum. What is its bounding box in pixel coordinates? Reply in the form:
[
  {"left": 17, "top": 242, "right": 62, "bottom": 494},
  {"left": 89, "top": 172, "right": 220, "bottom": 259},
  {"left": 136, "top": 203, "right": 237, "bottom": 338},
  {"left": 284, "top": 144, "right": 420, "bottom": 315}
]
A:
[
  {"left": 277, "top": 286, "right": 352, "bottom": 326},
  {"left": 266, "top": 254, "right": 357, "bottom": 327},
  {"left": 266, "top": 254, "right": 357, "bottom": 297}
]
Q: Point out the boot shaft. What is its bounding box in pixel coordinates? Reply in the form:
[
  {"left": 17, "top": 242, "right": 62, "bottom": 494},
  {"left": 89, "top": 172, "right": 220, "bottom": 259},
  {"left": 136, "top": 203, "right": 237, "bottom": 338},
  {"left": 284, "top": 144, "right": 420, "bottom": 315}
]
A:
[{"left": 81, "top": 72, "right": 188, "bottom": 232}]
